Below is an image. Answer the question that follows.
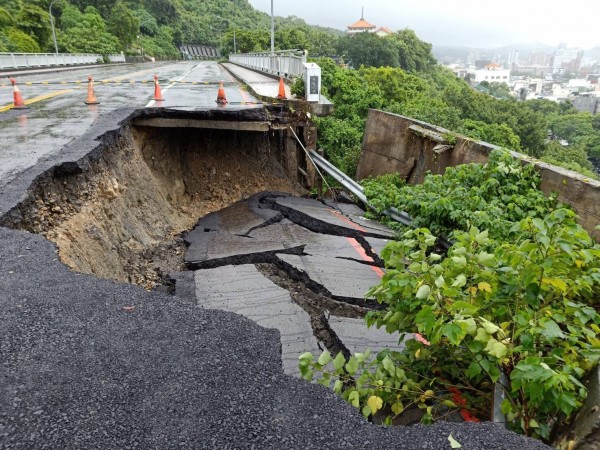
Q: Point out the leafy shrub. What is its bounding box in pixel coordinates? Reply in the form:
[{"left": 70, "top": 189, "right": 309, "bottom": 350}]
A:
[
  {"left": 291, "top": 76, "right": 305, "bottom": 98},
  {"left": 302, "top": 210, "right": 600, "bottom": 441},
  {"left": 362, "top": 149, "right": 557, "bottom": 240},
  {"left": 3, "top": 27, "right": 40, "bottom": 52}
]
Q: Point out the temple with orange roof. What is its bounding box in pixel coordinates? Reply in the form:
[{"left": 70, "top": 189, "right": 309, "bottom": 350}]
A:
[{"left": 346, "top": 8, "right": 377, "bottom": 34}]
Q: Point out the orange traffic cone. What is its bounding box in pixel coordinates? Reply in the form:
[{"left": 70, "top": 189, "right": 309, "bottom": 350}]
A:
[
  {"left": 277, "top": 77, "right": 286, "bottom": 100},
  {"left": 84, "top": 76, "right": 99, "bottom": 105},
  {"left": 10, "top": 78, "right": 29, "bottom": 110},
  {"left": 153, "top": 75, "right": 164, "bottom": 101},
  {"left": 216, "top": 81, "right": 227, "bottom": 105}
]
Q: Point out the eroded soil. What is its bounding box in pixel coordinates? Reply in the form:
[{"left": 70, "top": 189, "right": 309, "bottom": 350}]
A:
[{"left": 8, "top": 125, "right": 304, "bottom": 288}]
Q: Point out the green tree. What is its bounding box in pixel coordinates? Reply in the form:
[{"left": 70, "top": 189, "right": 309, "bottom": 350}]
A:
[
  {"left": 389, "top": 28, "right": 436, "bottom": 73},
  {"left": 133, "top": 8, "right": 159, "bottom": 36},
  {"left": 108, "top": 2, "right": 139, "bottom": 50},
  {"left": 4, "top": 27, "right": 41, "bottom": 52},
  {"left": 15, "top": 3, "right": 51, "bottom": 49},
  {"left": 337, "top": 32, "right": 399, "bottom": 68},
  {"left": 59, "top": 6, "right": 119, "bottom": 54}
]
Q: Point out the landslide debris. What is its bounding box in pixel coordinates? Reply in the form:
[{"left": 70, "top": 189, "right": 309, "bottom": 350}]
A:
[{"left": 5, "top": 124, "right": 303, "bottom": 289}]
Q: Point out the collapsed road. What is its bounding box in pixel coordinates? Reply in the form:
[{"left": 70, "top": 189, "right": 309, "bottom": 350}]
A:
[{"left": 0, "top": 64, "right": 550, "bottom": 449}]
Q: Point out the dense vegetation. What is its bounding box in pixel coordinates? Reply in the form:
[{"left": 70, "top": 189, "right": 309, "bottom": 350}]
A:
[
  {"left": 0, "top": 0, "right": 340, "bottom": 58},
  {"left": 314, "top": 53, "right": 600, "bottom": 180},
  {"left": 301, "top": 152, "right": 600, "bottom": 442}
]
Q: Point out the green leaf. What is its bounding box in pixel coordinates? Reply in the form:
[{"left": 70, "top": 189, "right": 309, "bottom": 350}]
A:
[
  {"left": 485, "top": 338, "right": 508, "bottom": 359},
  {"left": 367, "top": 395, "right": 383, "bottom": 415},
  {"left": 475, "top": 327, "right": 491, "bottom": 343},
  {"left": 477, "top": 251, "right": 495, "bottom": 266},
  {"left": 466, "top": 361, "right": 482, "bottom": 378},
  {"left": 318, "top": 350, "right": 332, "bottom": 366},
  {"left": 448, "top": 434, "right": 462, "bottom": 448},
  {"left": 361, "top": 404, "right": 372, "bottom": 417},
  {"left": 382, "top": 357, "right": 395, "bottom": 376},
  {"left": 333, "top": 380, "right": 343, "bottom": 394},
  {"left": 475, "top": 229, "right": 489, "bottom": 244},
  {"left": 348, "top": 390, "right": 360, "bottom": 408},
  {"left": 298, "top": 352, "right": 314, "bottom": 362},
  {"left": 542, "top": 278, "right": 567, "bottom": 293},
  {"left": 501, "top": 399, "right": 512, "bottom": 415},
  {"left": 451, "top": 274, "right": 467, "bottom": 288},
  {"left": 435, "top": 275, "right": 445, "bottom": 287},
  {"left": 415, "top": 306, "right": 436, "bottom": 335},
  {"left": 449, "top": 301, "right": 479, "bottom": 315},
  {"left": 539, "top": 319, "right": 565, "bottom": 340},
  {"left": 391, "top": 401, "right": 404, "bottom": 415},
  {"left": 416, "top": 284, "right": 431, "bottom": 299},
  {"left": 480, "top": 318, "right": 500, "bottom": 335},
  {"left": 345, "top": 356, "right": 359, "bottom": 375},
  {"left": 451, "top": 256, "right": 467, "bottom": 267},
  {"left": 332, "top": 352, "right": 346, "bottom": 371},
  {"left": 442, "top": 323, "right": 465, "bottom": 345}
]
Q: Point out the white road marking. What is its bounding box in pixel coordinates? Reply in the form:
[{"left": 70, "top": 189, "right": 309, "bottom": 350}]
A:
[{"left": 145, "top": 62, "right": 203, "bottom": 108}]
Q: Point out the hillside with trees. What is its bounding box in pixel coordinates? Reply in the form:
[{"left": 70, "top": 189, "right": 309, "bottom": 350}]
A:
[
  {"left": 1, "top": 0, "right": 598, "bottom": 179},
  {"left": 0, "top": 0, "right": 338, "bottom": 58}
]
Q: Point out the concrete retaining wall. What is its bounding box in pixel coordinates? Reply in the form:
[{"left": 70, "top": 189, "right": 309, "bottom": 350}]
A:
[{"left": 356, "top": 109, "right": 600, "bottom": 240}]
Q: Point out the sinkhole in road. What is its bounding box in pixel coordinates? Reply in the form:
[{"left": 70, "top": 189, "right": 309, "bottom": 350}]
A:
[{"left": 6, "top": 121, "right": 304, "bottom": 288}]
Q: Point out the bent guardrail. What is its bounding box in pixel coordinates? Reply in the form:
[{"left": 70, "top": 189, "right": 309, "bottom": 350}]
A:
[
  {"left": 0, "top": 52, "right": 126, "bottom": 70},
  {"left": 229, "top": 49, "right": 307, "bottom": 78}
]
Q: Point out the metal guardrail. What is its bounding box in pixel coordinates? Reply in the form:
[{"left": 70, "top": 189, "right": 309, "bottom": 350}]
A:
[
  {"left": 229, "top": 49, "right": 307, "bottom": 78},
  {"left": 307, "top": 149, "right": 452, "bottom": 248},
  {"left": 0, "top": 53, "right": 126, "bottom": 70}
]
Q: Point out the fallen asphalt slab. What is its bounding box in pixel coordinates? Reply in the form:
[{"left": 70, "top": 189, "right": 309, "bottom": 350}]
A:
[{"left": 0, "top": 107, "right": 551, "bottom": 449}]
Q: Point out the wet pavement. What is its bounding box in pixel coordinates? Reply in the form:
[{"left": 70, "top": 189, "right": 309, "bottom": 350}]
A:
[
  {"left": 181, "top": 192, "right": 401, "bottom": 376},
  {"left": 0, "top": 61, "right": 258, "bottom": 188}
]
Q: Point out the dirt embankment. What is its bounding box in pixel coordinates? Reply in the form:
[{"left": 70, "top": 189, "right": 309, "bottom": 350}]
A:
[{"left": 9, "top": 124, "right": 304, "bottom": 288}]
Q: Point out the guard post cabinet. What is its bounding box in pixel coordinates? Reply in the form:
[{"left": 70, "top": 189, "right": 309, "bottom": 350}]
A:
[{"left": 303, "top": 62, "right": 321, "bottom": 102}]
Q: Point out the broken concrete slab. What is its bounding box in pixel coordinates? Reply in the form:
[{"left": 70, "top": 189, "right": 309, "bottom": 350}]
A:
[
  {"left": 194, "top": 264, "right": 319, "bottom": 375},
  {"left": 185, "top": 193, "right": 282, "bottom": 239},
  {"left": 184, "top": 229, "right": 303, "bottom": 267},
  {"left": 271, "top": 195, "right": 392, "bottom": 239},
  {"left": 277, "top": 253, "right": 382, "bottom": 303},
  {"left": 249, "top": 222, "right": 379, "bottom": 263},
  {"left": 328, "top": 316, "right": 406, "bottom": 356},
  {"left": 325, "top": 201, "right": 397, "bottom": 239}
]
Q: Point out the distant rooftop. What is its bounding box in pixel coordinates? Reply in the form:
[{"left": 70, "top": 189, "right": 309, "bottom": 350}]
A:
[
  {"left": 347, "top": 7, "right": 377, "bottom": 33},
  {"left": 348, "top": 18, "right": 376, "bottom": 29}
]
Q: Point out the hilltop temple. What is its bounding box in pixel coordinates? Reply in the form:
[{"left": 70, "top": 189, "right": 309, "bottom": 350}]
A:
[{"left": 346, "top": 8, "right": 393, "bottom": 36}]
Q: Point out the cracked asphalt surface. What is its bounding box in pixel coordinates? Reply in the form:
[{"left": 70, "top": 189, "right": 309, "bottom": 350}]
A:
[{"left": 0, "top": 62, "right": 551, "bottom": 449}]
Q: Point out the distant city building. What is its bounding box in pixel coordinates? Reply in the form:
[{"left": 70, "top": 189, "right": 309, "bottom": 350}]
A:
[
  {"left": 551, "top": 47, "right": 583, "bottom": 74},
  {"left": 473, "top": 63, "right": 511, "bottom": 84},
  {"left": 347, "top": 8, "right": 376, "bottom": 34},
  {"left": 572, "top": 93, "right": 600, "bottom": 115},
  {"left": 507, "top": 50, "right": 520, "bottom": 67},
  {"left": 526, "top": 51, "right": 552, "bottom": 67}
]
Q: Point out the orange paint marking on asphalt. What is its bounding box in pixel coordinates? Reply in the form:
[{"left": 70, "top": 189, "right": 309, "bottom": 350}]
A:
[
  {"left": 328, "top": 210, "right": 367, "bottom": 233},
  {"left": 346, "top": 237, "right": 385, "bottom": 278}
]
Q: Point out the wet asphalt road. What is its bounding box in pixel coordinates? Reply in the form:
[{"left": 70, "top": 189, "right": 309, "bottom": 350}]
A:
[{"left": 0, "top": 61, "right": 257, "bottom": 188}]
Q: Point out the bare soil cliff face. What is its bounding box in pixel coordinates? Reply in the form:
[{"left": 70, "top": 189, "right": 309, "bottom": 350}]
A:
[{"left": 12, "top": 125, "right": 304, "bottom": 288}]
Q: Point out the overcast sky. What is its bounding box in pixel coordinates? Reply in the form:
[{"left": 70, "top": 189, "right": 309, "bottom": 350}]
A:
[{"left": 248, "top": 0, "right": 599, "bottom": 49}]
